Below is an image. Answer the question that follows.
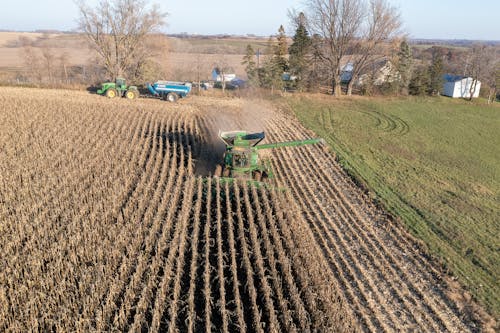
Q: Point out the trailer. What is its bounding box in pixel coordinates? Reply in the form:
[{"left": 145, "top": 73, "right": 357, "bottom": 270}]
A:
[{"left": 146, "top": 81, "right": 192, "bottom": 102}]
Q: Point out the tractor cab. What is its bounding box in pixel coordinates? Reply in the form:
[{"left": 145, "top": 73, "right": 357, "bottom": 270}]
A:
[
  {"left": 116, "top": 77, "right": 126, "bottom": 89},
  {"left": 97, "top": 77, "right": 139, "bottom": 99}
]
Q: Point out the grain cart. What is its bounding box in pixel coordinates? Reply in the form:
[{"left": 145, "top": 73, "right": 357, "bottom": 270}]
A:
[
  {"left": 214, "top": 131, "right": 323, "bottom": 183},
  {"left": 146, "top": 81, "right": 192, "bottom": 102},
  {"left": 97, "top": 78, "right": 139, "bottom": 99}
]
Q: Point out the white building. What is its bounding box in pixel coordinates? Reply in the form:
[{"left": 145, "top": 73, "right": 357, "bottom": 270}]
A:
[
  {"left": 442, "top": 74, "right": 481, "bottom": 98},
  {"left": 212, "top": 67, "right": 236, "bottom": 82}
]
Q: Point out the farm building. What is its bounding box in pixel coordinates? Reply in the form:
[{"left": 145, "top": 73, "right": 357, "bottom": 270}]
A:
[
  {"left": 442, "top": 74, "right": 481, "bottom": 98},
  {"left": 347, "top": 59, "right": 397, "bottom": 86},
  {"left": 211, "top": 67, "right": 236, "bottom": 82}
]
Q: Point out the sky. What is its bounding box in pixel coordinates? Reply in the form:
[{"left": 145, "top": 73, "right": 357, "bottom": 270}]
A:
[{"left": 0, "top": 0, "right": 499, "bottom": 40}]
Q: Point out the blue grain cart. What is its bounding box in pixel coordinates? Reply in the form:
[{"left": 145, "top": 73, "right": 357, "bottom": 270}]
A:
[{"left": 146, "top": 81, "right": 192, "bottom": 102}]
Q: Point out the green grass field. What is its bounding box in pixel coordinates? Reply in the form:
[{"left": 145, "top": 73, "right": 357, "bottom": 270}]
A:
[{"left": 288, "top": 96, "right": 500, "bottom": 316}]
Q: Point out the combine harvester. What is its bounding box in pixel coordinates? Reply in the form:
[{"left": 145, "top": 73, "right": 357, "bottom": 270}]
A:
[
  {"left": 214, "top": 131, "right": 323, "bottom": 186},
  {"left": 146, "top": 81, "right": 192, "bottom": 102}
]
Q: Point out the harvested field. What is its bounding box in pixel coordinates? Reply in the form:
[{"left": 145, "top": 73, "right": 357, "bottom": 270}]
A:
[{"left": 0, "top": 87, "right": 488, "bottom": 331}]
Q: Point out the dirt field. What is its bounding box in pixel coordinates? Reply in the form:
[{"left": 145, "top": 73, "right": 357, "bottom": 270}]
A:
[{"left": 0, "top": 87, "right": 489, "bottom": 332}]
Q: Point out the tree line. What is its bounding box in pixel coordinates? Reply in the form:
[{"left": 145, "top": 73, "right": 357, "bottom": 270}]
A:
[
  {"left": 10, "top": 0, "right": 499, "bottom": 102},
  {"left": 241, "top": 0, "right": 499, "bottom": 102}
]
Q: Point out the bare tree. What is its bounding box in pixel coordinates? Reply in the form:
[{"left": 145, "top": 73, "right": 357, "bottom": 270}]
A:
[
  {"left": 76, "top": 0, "right": 167, "bottom": 80},
  {"left": 20, "top": 38, "right": 42, "bottom": 83},
  {"left": 304, "top": 0, "right": 402, "bottom": 96},
  {"left": 345, "top": 0, "right": 401, "bottom": 95},
  {"left": 306, "top": 0, "right": 365, "bottom": 96},
  {"left": 477, "top": 47, "right": 500, "bottom": 104},
  {"left": 464, "top": 44, "right": 498, "bottom": 101},
  {"left": 41, "top": 47, "right": 54, "bottom": 84}
]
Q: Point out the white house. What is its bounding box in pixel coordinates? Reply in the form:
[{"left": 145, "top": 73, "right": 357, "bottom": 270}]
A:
[
  {"left": 442, "top": 74, "right": 481, "bottom": 98},
  {"left": 212, "top": 67, "right": 236, "bottom": 82}
]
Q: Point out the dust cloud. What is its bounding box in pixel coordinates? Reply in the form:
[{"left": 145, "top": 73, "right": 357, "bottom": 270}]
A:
[{"left": 192, "top": 98, "right": 274, "bottom": 176}]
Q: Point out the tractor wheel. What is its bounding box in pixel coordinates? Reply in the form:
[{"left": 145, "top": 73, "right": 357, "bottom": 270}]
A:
[
  {"left": 214, "top": 164, "right": 222, "bottom": 177},
  {"left": 125, "top": 90, "right": 137, "bottom": 99},
  {"left": 166, "top": 92, "right": 179, "bottom": 103},
  {"left": 106, "top": 88, "right": 117, "bottom": 98},
  {"left": 253, "top": 171, "right": 262, "bottom": 181}
]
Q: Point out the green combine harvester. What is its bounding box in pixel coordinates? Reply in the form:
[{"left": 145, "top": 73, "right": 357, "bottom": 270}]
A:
[
  {"left": 97, "top": 77, "right": 139, "bottom": 99},
  {"left": 214, "top": 131, "right": 323, "bottom": 185}
]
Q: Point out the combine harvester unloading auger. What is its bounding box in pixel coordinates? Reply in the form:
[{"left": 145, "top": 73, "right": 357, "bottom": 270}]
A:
[{"left": 214, "top": 130, "right": 324, "bottom": 187}]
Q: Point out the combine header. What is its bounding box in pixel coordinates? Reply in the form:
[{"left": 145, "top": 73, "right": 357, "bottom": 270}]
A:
[{"left": 214, "top": 131, "right": 323, "bottom": 184}]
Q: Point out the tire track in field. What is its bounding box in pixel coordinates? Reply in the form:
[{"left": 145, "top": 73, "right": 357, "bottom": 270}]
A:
[{"left": 274, "top": 115, "right": 468, "bottom": 331}]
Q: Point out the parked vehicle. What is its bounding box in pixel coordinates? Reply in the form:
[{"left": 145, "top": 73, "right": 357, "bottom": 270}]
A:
[
  {"left": 146, "top": 81, "right": 192, "bottom": 102},
  {"left": 97, "top": 78, "right": 138, "bottom": 99}
]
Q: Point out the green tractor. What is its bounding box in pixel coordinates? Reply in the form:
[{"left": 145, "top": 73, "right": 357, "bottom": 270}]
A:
[
  {"left": 214, "top": 131, "right": 323, "bottom": 184},
  {"left": 97, "top": 77, "right": 139, "bottom": 99}
]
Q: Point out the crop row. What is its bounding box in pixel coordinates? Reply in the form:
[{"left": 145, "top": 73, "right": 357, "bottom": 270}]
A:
[{"left": 0, "top": 88, "right": 354, "bottom": 332}]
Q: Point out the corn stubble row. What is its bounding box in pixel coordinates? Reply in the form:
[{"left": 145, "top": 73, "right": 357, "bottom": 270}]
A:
[{"left": 0, "top": 88, "right": 355, "bottom": 332}]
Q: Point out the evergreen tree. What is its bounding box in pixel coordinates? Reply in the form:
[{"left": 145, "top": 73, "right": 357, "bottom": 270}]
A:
[
  {"left": 288, "top": 12, "right": 311, "bottom": 91},
  {"left": 242, "top": 44, "right": 258, "bottom": 87},
  {"left": 428, "top": 51, "right": 444, "bottom": 95},
  {"left": 260, "top": 35, "right": 284, "bottom": 93},
  {"left": 274, "top": 25, "right": 289, "bottom": 72},
  {"left": 409, "top": 66, "right": 430, "bottom": 96},
  {"left": 396, "top": 40, "right": 413, "bottom": 95}
]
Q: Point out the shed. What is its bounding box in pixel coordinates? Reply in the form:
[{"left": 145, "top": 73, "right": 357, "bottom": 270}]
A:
[{"left": 442, "top": 75, "right": 481, "bottom": 98}]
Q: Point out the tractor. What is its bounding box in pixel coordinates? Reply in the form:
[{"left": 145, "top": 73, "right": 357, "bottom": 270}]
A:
[
  {"left": 97, "top": 78, "right": 139, "bottom": 99},
  {"left": 214, "top": 131, "right": 323, "bottom": 183}
]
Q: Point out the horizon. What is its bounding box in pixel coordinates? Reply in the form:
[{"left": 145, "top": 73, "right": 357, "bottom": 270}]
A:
[{"left": 0, "top": 0, "right": 499, "bottom": 41}]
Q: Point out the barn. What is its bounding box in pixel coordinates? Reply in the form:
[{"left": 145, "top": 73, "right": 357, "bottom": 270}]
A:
[{"left": 442, "top": 74, "right": 481, "bottom": 98}]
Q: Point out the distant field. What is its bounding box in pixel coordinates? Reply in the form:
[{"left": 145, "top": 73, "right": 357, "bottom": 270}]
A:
[
  {"left": 0, "top": 32, "right": 263, "bottom": 80},
  {"left": 289, "top": 95, "right": 500, "bottom": 315}
]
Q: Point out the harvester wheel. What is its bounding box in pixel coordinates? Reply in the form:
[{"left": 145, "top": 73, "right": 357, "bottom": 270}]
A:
[
  {"left": 261, "top": 171, "right": 268, "bottom": 181},
  {"left": 105, "top": 88, "right": 117, "bottom": 98},
  {"left": 214, "top": 164, "right": 222, "bottom": 177},
  {"left": 125, "top": 90, "right": 137, "bottom": 99},
  {"left": 166, "top": 92, "right": 179, "bottom": 103}
]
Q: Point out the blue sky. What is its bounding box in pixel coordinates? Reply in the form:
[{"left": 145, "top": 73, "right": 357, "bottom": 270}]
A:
[{"left": 0, "top": 0, "right": 499, "bottom": 40}]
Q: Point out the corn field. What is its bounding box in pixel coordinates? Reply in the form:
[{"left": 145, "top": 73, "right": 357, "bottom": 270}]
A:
[{"left": 0, "top": 87, "right": 482, "bottom": 332}]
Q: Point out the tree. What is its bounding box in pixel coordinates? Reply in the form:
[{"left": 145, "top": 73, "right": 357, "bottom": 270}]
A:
[
  {"left": 288, "top": 12, "right": 312, "bottom": 91},
  {"left": 76, "top": 0, "right": 167, "bottom": 80},
  {"left": 274, "top": 25, "right": 289, "bottom": 73},
  {"left": 395, "top": 39, "right": 413, "bottom": 95},
  {"left": 213, "top": 55, "right": 232, "bottom": 93},
  {"left": 409, "top": 65, "right": 430, "bottom": 96},
  {"left": 345, "top": 0, "right": 402, "bottom": 95},
  {"left": 242, "top": 44, "right": 258, "bottom": 87},
  {"left": 428, "top": 49, "right": 444, "bottom": 95},
  {"left": 493, "top": 63, "right": 500, "bottom": 103},
  {"left": 20, "top": 38, "right": 42, "bottom": 83},
  {"left": 464, "top": 44, "right": 498, "bottom": 101},
  {"left": 41, "top": 47, "right": 54, "bottom": 84},
  {"left": 259, "top": 36, "right": 284, "bottom": 93},
  {"left": 305, "top": 0, "right": 365, "bottom": 96}
]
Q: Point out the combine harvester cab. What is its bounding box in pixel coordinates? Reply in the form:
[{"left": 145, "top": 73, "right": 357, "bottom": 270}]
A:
[
  {"left": 146, "top": 81, "right": 192, "bottom": 102},
  {"left": 214, "top": 130, "right": 324, "bottom": 188}
]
